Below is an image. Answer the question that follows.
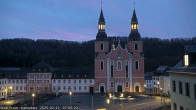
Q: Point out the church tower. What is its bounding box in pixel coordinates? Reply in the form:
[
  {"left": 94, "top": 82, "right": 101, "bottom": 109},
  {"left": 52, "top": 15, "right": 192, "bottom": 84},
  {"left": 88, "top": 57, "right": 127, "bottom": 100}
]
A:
[
  {"left": 94, "top": 7, "right": 109, "bottom": 93},
  {"left": 127, "top": 9, "right": 145, "bottom": 92}
]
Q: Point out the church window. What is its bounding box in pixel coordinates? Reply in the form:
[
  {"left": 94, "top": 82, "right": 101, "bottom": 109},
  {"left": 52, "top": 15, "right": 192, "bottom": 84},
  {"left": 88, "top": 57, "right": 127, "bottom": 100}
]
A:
[
  {"left": 111, "top": 82, "right": 114, "bottom": 87},
  {"left": 135, "top": 61, "right": 139, "bottom": 70},
  {"left": 101, "top": 43, "right": 104, "bottom": 50},
  {"left": 134, "top": 43, "right": 138, "bottom": 50},
  {"left": 100, "top": 61, "right": 104, "bottom": 70},
  {"left": 117, "top": 61, "right": 122, "bottom": 71},
  {"left": 126, "top": 81, "right": 129, "bottom": 87},
  {"left": 126, "top": 65, "right": 128, "bottom": 78},
  {"left": 111, "top": 61, "right": 114, "bottom": 77},
  {"left": 117, "top": 52, "right": 121, "bottom": 59}
]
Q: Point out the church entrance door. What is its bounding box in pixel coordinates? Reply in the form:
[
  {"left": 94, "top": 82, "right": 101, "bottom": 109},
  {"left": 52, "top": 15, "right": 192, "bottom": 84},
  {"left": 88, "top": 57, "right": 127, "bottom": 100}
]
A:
[
  {"left": 100, "top": 86, "right": 104, "bottom": 93},
  {"left": 117, "top": 85, "right": 122, "bottom": 92}
]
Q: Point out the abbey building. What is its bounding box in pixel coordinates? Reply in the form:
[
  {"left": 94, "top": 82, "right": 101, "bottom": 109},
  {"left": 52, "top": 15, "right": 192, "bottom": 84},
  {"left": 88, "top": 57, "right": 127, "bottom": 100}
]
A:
[{"left": 94, "top": 8, "right": 144, "bottom": 93}]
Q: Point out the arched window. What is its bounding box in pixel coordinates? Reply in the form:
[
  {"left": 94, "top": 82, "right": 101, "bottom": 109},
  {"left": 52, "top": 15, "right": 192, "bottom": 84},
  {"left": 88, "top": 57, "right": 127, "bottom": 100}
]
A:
[
  {"left": 134, "top": 43, "right": 138, "bottom": 50},
  {"left": 111, "top": 61, "right": 114, "bottom": 77},
  {"left": 101, "top": 43, "right": 104, "bottom": 50},
  {"left": 126, "top": 81, "right": 129, "bottom": 87},
  {"left": 117, "top": 61, "right": 122, "bottom": 71},
  {"left": 100, "top": 61, "right": 104, "bottom": 70},
  {"left": 135, "top": 61, "right": 139, "bottom": 70},
  {"left": 125, "top": 61, "right": 128, "bottom": 78}
]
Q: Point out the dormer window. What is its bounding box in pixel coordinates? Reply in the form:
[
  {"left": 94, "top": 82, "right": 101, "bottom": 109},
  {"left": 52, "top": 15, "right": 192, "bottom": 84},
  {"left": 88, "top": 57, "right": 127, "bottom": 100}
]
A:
[{"left": 184, "top": 55, "right": 189, "bottom": 66}]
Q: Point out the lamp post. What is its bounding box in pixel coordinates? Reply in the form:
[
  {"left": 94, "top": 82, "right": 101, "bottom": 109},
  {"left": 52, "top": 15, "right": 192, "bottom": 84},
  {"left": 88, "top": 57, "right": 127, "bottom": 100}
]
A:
[
  {"left": 120, "top": 93, "right": 124, "bottom": 108},
  {"left": 9, "top": 86, "right": 12, "bottom": 99},
  {"left": 160, "top": 88, "right": 162, "bottom": 107},
  {"left": 32, "top": 93, "right": 35, "bottom": 107},
  {"left": 69, "top": 91, "right": 72, "bottom": 106},
  {"left": 144, "top": 84, "right": 147, "bottom": 94},
  {"left": 112, "top": 88, "right": 114, "bottom": 106},
  {"left": 107, "top": 99, "right": 110, "bottom": 110},
  {"left": 157, "top": 81, "right": 160, "bottom": 94}
]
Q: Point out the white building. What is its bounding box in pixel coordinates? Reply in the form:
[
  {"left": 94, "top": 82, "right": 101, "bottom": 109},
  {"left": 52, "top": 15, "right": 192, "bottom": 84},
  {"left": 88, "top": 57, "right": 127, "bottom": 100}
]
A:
[
  {"left": 0, "top": 68, "right": 27, "bottom": 99},
  {"left": 152, "top": 66, "right": 171, "bottom": 95},
  {"left": 168, "top": 45, "right": 196, "bottom": 110},
  {"left": 52, "top": 68, "right": 94, "bottom": 93},
  {"left": 144, "top": 72, "right": 153, "bottom": 92},
  {"left": 0, "top": 62, "right": 95, "bottom": 100}
]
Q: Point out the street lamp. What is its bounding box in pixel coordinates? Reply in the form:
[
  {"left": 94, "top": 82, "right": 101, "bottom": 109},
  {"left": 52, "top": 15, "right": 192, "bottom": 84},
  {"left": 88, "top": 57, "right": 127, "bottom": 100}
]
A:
[
  {"left": 9, "top": 86, "right": 12, "bottom": 99},
  {"left": 32, "top": 93, "right": 35, "bottom": 107},
  {"left": 160, "top": 88, "right": 162, "bottom": 106},
  {"left": 112, "top": 88, "right": 114, "bottom": 106},
  {"left": 69, "top": 91, "right": 72, "bottom": 105},
  {"left": 144, "top": 84, "right": 147, "bottom": 94},
  {"left": 157, "top": 81, "right": 160, "bottom": 94},
  {"left": 107, "top": 99, "right": 110, "bottom": 110},
  {"left": 120, "top": 93, "right": 124, "bottom": 108}
]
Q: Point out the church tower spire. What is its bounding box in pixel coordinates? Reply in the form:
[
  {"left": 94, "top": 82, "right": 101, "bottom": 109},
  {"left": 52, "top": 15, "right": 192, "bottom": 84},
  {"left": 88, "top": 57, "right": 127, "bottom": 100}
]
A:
[
  {"left": 96, "top": 1, "right": 107, "bottom": 41},
  {"left": 129, "top": 9, "right": 141, "bottom": 41}
]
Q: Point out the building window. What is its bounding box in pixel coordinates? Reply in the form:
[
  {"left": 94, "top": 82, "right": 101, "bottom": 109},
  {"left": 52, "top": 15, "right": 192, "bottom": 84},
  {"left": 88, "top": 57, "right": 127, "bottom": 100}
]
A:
[
  {"left": 117, "top": 61, "right": 122, "bottom": 71},
  {"left": 135, "top": 61, "right": 139, "bottom": 70},
  {"left": 53, "top": 86, "right": 56, "bottom": 91},
  {"left": 111, "top": 65, "right": 114, "bottom": 77},
  {"left": 185, "top": 83, "right": 190, "bottom": 97},
  {"left": 111, "top": 82, "right": 114, "bottom": 88},
  {"left": 63, "top": 80, "right": 66, "bottom": 83},
  {"left": 172, "top": 81, "right": 176, "bottom": 92},
  {"left": 20, "top": 86, "right": 22, "bottom": 90},
  {"left": 53, "top": 80, "right": 56, "bottom": 83},
  {"left": 180, "top": 106, "right": 184, "bottom": 110},
  {"left": 90, "top": 80, "right": 92, "bottom": 83},
  {"left": 84, "top": 79, "right": 87, "bottom": 83},
  {"left": 74, "top": 80, "right": 76, "bottom": 83},
  {"left": 68, "top": 80, "right": 71, "bottom": 83},
  {"left": 58, "top": 86, "right": 61, "bottom": 90},
  {"left": 8, "top": 80, "right": 11, "bottom": 84},
  {"left": 63, "top": 86, "right": 66, "bottom": 90},
  {"left": 16, "top": 80, "right": 19, "bottom": 84},
  {"left": 58, "top": 80, "right": 61, "bottom": 83},
  {"left": 184, "top": 55, "right": 189, "bottom": 66},
  {"left": 79, "top": 86, "right": 81, "bottom": 90},
  {"left": 173, "top": 103, "right": 177, "bottom": 110},
  {"left": 79, "top": 80, "right": 81, "bottom": 83},
  {"left": 179, "top": 81, "right": 183, "bottom": 94},
  {"left": 84, "top": 86, "right": 87, "bottom": 90},
  {"left": 100, "top": 61, "right": 104, "bottom": 70},
  {"left": 74, "top": 86, "right": 76, "bottom": 91},
  {"left": 100, "top": 43, "right": 104, "bottom": 50},
  {"left": 125, "top": 65, "right": 128, "bottom": 78},
  {"left": 194, "top": 84, "right": 196, "bottom": 99},
  {"left": 126, "top": 81, "right": 129, "bottom": 87},
  {"left": 134, "top": 43, "right": 138, "bottom": 50}
]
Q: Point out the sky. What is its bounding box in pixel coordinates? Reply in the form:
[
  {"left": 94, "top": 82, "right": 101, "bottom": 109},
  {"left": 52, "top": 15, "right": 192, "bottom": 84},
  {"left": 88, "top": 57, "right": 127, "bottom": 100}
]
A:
[{"left": 0, "top": 0, "right": 196, "bottom": 41}]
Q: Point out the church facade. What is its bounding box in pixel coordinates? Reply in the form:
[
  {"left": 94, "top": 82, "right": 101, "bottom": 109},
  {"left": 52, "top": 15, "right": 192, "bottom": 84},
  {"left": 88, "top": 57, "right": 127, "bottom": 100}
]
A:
[{"left": 94, "top": 8, "right": 144, "bottom": 93}]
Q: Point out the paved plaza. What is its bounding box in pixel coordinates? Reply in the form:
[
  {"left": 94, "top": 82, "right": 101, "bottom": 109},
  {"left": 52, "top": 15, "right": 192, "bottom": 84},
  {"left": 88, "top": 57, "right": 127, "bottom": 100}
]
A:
[
  {"left": 0, "top": 93, "right": 171, "bottom": 110},
  {"left": 42, "top": 94, "right": 171, "bottom": 110}
]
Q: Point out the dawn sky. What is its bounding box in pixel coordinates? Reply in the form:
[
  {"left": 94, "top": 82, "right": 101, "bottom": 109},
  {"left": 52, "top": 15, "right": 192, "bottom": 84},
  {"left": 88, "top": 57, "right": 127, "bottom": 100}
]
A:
[{"left": 0, "top": 0, "right": 196, "bottom": 41}]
